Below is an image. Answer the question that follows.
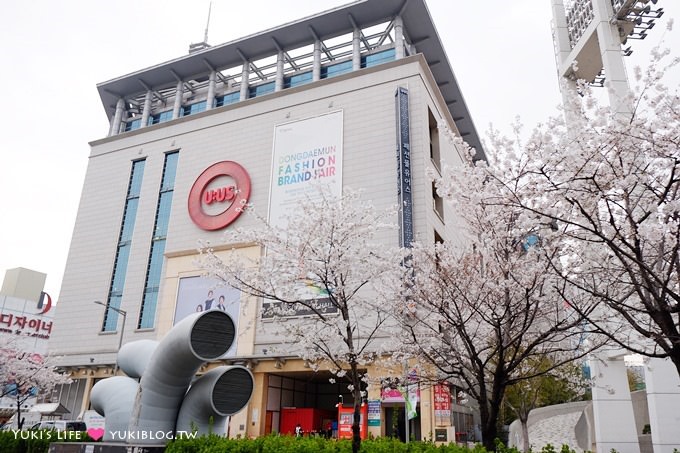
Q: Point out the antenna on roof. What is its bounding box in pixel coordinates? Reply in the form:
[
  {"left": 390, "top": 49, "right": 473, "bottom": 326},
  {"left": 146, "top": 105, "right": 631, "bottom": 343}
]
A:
[{"left": 189, "top": 2, "right": 212, "bottom": 54}]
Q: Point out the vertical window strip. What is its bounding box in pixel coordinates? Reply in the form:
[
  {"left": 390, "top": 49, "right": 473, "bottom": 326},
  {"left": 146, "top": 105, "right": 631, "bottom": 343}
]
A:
[
  {"left": 102, "top": 159, "right": 146, "bottom": 331},
  {"left": 138, "top": 152, "right": 179, "bottom": 329}
]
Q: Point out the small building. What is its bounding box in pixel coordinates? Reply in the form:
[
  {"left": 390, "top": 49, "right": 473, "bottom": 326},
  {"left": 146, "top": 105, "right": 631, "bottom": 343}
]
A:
[{"left": 0, "top": 268, "right": 56, "bottom": 425}]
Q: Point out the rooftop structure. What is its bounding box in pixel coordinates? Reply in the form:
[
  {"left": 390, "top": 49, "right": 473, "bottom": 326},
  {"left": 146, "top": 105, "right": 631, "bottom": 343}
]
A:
[{"left": 98, "top": 0, "right": 484, "bottom": 159}]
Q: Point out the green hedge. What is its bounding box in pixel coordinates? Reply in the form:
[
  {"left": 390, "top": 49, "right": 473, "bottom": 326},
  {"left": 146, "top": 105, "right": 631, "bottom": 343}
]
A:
[
  {"left": 165, "top": 435, "right": 500, "bottom": 453},
  {"left": 0, "top": 431, "right": 578, "bottom": 453}
]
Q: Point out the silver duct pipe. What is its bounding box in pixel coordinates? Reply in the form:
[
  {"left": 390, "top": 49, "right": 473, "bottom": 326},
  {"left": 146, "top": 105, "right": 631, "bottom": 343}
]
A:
[
  {"left": 176, "top": 365, "right": 254, "bottom": 436},
  {"left": 117, "top": 339, "right": 158, "bottom": 379},
  {"left": 90, "top": 376, "right": 139, "bottom": 441},
  {"left": 130, "top": 310, "right": 235, "bottom": 442}
]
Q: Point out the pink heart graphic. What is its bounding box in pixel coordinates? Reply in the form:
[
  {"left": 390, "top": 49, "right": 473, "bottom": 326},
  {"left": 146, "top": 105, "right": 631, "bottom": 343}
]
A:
[{"left": 87, "top": 428, "right": 105, "bottom": 441}]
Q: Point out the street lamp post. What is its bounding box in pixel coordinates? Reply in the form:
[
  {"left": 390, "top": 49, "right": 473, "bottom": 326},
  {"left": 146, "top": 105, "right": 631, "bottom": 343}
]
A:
[{"left": 93, "top": 301, "right": 127, "bottom": 375}]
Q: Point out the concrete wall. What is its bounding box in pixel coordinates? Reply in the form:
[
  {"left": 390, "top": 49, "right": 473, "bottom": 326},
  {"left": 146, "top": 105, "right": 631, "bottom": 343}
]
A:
[
  {"left": 630, "top": 390, "right": 650, "bottom": 437},
  {"left": 508, "top": 401, "right": 591, "bottom": 450},
  {"left": 49, "top": 55, "right": 467, "bottom": 367}
]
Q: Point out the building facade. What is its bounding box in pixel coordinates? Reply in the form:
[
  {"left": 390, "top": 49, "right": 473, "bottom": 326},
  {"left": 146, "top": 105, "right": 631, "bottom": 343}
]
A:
[
  {"left": 0, "top": 268, "right": 55, "bottom": 424},
  {"left": 49, "top": 0, "right": 481, "bottom": 441}
]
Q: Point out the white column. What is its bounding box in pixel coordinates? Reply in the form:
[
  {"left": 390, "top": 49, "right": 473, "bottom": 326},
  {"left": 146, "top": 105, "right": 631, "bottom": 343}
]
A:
[
  {"left": 592, "top": 0, "right": 631, "bottom": 115},
  {"left": 589, "top": 353, "right": 640, "bottom": 453},
  {"left": 140, "top": 90, "right": 152, "bottom": 128},
  {"left": 172, "top": 80, "right": 183, "bottom": 119},
  {"left": 551, "top": 0, "right": 580, "bottom": 118},
  {"left": 352, "top": 28, "right": 361, "bottom": 70},
  {"left": 643, "top": 358, "right": 680, "bottom": 453},
  {"left": 313, "top": 40, "right": 321, "bottom": 81},
  {"left": 206, "top": 70, "right": 216, "bottom": 110},
  {"left": 109, "top": 98, "right": 125, "bottom": 137},
  {"left": 394, "top": 16, "right": 404, "bottom": 59},
  {"left": 239, "top": 63, "right": 250, "bottom": 101},
  {"left": 551, "top": 0, "right": 572, "bottom": 68},
  {"left": 275, "top": 50, "right": 284, "bottom": 92}
]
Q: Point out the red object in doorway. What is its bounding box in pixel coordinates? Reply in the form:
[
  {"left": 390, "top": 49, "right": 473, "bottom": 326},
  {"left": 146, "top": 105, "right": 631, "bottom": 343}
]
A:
[
  {"left": 280, "top": 408, "right": 334, "bottom": 435},
  {"left": 337, "top": 404, "right": 368, "bottom": 440}
]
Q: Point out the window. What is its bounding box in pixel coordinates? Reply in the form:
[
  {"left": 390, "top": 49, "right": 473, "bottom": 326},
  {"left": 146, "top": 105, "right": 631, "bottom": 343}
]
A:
[
  {"left": 429, "top": 110, "right": 441, "bottom": 171},
  {"left": 124, "top": 118, "right": 141, "bottom": 132},
  {"left": 433, "top": 181, "right": 444, "bottom": 221},
  {"left": 361, "top": 48, "right": 396, "bottom": 68},
  {"left": 215, "top": 91, "right": 240, "bottom": 107},
  {"left": 181, "top": 101, "right": 207, "bottom": 117},
  {"left": 248, "top": 81, "right": 275, "bottom": 99},
  {"left": 320, "top": 60, "right": 353, "bottom": 79},
  {"left": 148, "top": 110, "right": 173, "bottom": 126},
  {"left": 102, "top": 159, "right": 145, "bottom": 332},
  {"left": 138, "top": 152, "right": 179, "bottom": 329},
  {"left": 284, "top": 71, "right": 313, "bottom": 89}
]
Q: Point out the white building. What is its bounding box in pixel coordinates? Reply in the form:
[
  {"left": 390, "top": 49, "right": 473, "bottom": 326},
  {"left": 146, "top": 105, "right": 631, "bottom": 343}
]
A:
[
  {"left": 49, "top": 0, "right": 481, "bottom": 441},
  {"left": 0, "top": 268, "right": 55, "bottom": 423}
]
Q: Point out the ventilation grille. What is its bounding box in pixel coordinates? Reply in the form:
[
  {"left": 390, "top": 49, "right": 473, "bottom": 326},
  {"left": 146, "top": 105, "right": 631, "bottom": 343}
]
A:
[
  {"left": 213, "top": 367, "right": 254, "bottom": 415},
  {"left": 190, "top": 311, "right": 235, "bottom": 359}
]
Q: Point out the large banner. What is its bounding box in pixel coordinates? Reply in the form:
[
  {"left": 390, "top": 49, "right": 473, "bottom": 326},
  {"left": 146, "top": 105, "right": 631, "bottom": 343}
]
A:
[
  {"left": 395, "top": 87, "right": 413, "bottom": 248},
  {"left": 433, "top": 383, "right": 452, "bottom": 426},
  {"left": 174, "top": 276, "right": 240, "bottom": 357},
  {"left": 269, "top": 111, "right": 343, "bottom": 228}
]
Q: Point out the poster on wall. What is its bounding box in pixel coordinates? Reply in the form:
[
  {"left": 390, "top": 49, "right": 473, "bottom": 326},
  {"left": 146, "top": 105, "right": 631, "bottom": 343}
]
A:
[
  {"left": 268, "top": 111, "right": 344, "bottom": 228},
  {"left": 174, "top": 276, "right": 240, "bottom": 357},
  {"left": 367, "top": 400, "right": 381, "bottom": 426}
]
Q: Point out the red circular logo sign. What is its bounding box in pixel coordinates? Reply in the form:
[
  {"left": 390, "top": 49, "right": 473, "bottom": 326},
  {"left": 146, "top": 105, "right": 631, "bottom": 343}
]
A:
[{"left": 188, "top": 161, "right": 251, "bottom": 231}]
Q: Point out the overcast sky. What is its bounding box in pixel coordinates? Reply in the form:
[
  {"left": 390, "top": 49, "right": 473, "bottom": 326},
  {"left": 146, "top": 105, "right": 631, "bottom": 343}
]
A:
[{"left": 1, "top": 0, "right": 677, "bottom": 298}]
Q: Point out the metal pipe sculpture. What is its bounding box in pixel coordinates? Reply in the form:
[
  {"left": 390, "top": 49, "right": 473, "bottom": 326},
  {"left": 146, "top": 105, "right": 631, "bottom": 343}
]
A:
[
  {"left": 90, "top": 310, "right": 253, "bottom": 444},
  {"left": 117, "top": 339, "right": 158, "bottom": 378},
  {"left": 89, "top": 376, "right": 139, "bottom": 441},
  {"left": 176, "top": 365, "right": 254, "bottom": 436}
]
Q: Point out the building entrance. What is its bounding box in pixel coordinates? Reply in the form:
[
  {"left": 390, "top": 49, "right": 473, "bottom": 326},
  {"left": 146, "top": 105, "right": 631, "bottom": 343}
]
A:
[
  {"left": 383, "top": 405, "right": 421, "bottom": 441},
  {"left": 264, "top": 370, "right": 365, "bottom": 436}
]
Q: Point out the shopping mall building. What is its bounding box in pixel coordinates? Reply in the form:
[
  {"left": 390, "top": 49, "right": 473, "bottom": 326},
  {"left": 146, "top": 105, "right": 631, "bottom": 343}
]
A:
[{"left": 49, "top": 0, "right": 482, "bottom": 442}]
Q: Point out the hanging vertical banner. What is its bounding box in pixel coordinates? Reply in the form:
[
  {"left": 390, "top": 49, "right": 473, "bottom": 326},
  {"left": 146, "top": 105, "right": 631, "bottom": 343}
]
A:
[
  {"left": 433, "top": 383, "right": 452, "bottom": 426},
  {"left": 269, "top": 111, "right": 344, "bottom": 228},
  {"left": 406, "top": 367, "right": 419, "bottom": 420},
  {"left": 395, "top": 87, "right": 413, "bottom": 248}
]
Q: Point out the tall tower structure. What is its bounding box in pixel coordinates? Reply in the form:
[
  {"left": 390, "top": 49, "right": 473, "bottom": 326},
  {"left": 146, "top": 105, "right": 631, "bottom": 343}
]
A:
[
  {"left": 551, "top": 3, "right": 680, "bottom": 453},
  {"left": 551, "top": 0, "right": 664, "bottom": 113}
]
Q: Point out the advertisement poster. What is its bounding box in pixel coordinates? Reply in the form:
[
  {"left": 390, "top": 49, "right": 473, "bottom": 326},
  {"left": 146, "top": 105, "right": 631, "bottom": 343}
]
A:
[
  {"left": 367, "top": 400, "right": 381, "bottom": 426},
  {"left": 269, "top": 111, "right": 343, "bottom": 228},
  {"left": 433, "top": 383, "right": 451, "bottom": 426},
  {"left": 174, "top": 276, "right": 240, "bottom": 357}
]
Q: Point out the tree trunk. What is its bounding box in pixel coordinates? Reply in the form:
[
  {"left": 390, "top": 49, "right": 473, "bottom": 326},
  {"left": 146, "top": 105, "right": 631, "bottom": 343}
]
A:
[
  {"left": 481, "top": 417, "right": 498, "bottom": 451},
  {"left": 520, "top": 416, "right": 530, "bottom": 453},
  {"left": 350, "top": 363, "right": 362, "bottom": 453},
  {"left": 480, "top": 397, "right": 502, "bottom": 451},
  {"left": 16, "top": 394, "right": 23, "bottom": 430}
]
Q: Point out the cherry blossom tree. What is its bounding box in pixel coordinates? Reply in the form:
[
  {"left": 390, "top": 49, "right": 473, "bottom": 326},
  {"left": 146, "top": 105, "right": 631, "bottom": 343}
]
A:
[
  {"left": 200, "top": 187, "right": 402, "bottom": 453},
  {"left": 476, "top": 46, "right": 680, "bottom": 377},
  {"left": 0, "top": 337, "right": 71, "bottom": 429},
  {"left": 398, "top": 146, "right": 602, "bottom": 450}
]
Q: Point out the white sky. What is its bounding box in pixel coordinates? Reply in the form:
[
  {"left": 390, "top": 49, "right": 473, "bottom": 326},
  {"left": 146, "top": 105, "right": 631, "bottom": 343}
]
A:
[{"left": 0, "top": 0, "right": 677, "bottom": 299}]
